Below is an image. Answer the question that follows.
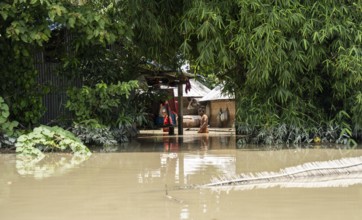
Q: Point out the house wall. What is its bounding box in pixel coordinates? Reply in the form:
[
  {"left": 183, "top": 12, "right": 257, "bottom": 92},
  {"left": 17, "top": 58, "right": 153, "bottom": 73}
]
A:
[
  {"left": 179, "top": 97, "right": 200, "bottom": 128},
  {"left": 207, "top": 100, "right": 235, "bottom": 128},
  {"left": 181, "top": 97, "right": 199, "bottom": 115}
]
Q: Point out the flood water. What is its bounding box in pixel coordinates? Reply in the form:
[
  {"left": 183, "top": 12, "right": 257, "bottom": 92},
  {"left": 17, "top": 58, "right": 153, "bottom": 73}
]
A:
[{"left": 1, "top": 133, "right": 362, "bottom": 220}]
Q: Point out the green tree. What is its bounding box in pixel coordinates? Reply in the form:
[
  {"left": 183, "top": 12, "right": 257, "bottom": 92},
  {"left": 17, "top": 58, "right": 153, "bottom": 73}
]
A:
[
  {"left": 180, "top": 0, "right": 362, "bottom": 143},
  {"left": 0, "top": 0, "right": 132, "bottom": 126}
]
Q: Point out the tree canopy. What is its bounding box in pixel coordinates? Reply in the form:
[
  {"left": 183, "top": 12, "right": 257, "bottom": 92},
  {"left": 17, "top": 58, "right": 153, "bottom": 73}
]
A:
[
  {"left": 0, "top": 0, "right": 132, "bottom": 125},
  {"left": 179, "top": 0, "right": 362, "bottom": 143},
  {"left": 1, "top": 0, "right": 361, "bottom": 144}
]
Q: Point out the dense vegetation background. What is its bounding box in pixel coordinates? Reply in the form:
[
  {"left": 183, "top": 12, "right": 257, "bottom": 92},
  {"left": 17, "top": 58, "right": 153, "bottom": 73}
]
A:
[{"left": 1, "top": 0, "right": 361, "bottom": 150}]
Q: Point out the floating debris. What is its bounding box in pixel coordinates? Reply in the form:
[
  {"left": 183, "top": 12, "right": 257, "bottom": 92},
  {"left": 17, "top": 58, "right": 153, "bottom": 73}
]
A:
[{"left": 201, "top": 156, "right": 362, "bottom": 191}]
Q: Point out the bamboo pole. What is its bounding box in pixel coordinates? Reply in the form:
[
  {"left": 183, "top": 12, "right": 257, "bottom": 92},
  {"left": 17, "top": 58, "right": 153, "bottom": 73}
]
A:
[{"left": 177, "top": 83, "right": 183, "bottom": 135}]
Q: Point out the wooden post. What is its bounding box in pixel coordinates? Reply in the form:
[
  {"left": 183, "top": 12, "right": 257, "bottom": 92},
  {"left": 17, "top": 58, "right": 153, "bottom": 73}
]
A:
[{"left": 177, "top": 83, "right": 183, "bottom": 135}]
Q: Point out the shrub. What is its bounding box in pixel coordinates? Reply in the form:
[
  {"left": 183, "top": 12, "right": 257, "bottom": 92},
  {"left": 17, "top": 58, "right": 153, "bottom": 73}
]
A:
[
  {"left": 0, "top": 97, "right": 19, "bottom": 147},
  {"left": 15, "top": 125, "right": 91, "bottom": 157}
]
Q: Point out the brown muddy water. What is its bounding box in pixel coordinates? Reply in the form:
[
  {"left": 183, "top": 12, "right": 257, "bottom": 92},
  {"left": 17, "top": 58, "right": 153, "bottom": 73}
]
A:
[{"left": 1, "top": 134, "right": 362, "bottom": 220}]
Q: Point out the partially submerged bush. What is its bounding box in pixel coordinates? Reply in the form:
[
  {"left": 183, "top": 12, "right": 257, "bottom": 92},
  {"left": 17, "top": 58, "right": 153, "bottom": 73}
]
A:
[
  {"left": 71, "top": 120, "right": 118, "bottom": 146},
  {"left": 237, "top": 123, "right": 356, "bottom": 147},
  {"left": 66, "top": 82, "right": 147, "bottom": 146},
  {"left": 71, "top": 119, "right": 139, "bottom": 147},
  {"left": 15, "top": 125, "right": 91, "bottom": 157},
  {"left": 236, "top": 104, "right": 357, "bottom": 147}
]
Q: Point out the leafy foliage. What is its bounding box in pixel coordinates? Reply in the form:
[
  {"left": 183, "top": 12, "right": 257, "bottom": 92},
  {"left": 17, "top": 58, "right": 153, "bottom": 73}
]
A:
[
  {"left": 127, "top": 0, "right": 185, "bottom": 67},
  {"left": 0, "top": 97, "right": 19, "bottom": 147},
  {"left": 0, "top": 45, "right": 47, "bottom": 126},
  {"left": 66, "top": 81, "right": 139, "bottom": 126},
  {"left": 66, "top": 81, "right": 153, "bottom": 144},
  {"left": 0, "top": 0, "right": 132, "bottom": 127},
  {"left": 1, "top": 0, "right": 361, "bottom": 146},
  {"left": 0, "top": 97, "right": 19, "bottom": 136},
  {"left": 180, "top": 0, "right": 362, "bottom": 143},
  {"left": 61, "top": 44, "right": 141, "bottom": 86},
  {"left": 71, "top": 119, "right": 120, "bottom": 146},
  {"left": 15, "top": 125, "right": 91, "bottom": 157}
]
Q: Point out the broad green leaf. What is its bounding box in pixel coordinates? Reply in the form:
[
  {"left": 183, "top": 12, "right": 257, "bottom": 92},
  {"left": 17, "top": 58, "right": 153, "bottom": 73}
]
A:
[
  {"left": 68, "top": 17, "right": 75, "bottom": 28},
  {"left": 0, "top": 117, "right": 6, "bottom": 124},
  {"left": 0, "top": 11, "right": 8, "bottom": 20},
  {"left": 17, "top": 135, "right": 28, "bottom": 142},
  {"left": 2, "top": 111, "right": 9, "bottom": 118}
]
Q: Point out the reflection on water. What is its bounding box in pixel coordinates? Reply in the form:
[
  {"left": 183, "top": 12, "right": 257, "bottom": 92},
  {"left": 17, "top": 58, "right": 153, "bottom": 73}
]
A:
[
  {"left": 15, "top": 153, "right": 90, "bottom": 179},
  {"left": 134, "top": 133, "right": 236, "bottom": 152},
  {"left": 1, "top": 134, "right": 362, "bottom": 220}
]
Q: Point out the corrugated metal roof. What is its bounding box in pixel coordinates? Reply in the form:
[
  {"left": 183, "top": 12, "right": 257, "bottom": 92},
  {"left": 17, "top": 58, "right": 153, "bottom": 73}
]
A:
[
  {"left": 199, "top": 85, "right": 235, "bottom": 101},
  {"left": 168, "top": 79, "right": 211, "bottom": 97}
]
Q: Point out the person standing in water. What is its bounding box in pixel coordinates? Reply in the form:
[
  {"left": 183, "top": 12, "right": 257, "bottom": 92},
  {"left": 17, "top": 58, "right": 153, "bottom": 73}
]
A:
[
  {"left": 162, "top": 109, "right": 173, "bottom": 132},
  {"left": 198, "top": 107, "right": 209, "bottom": 133}
]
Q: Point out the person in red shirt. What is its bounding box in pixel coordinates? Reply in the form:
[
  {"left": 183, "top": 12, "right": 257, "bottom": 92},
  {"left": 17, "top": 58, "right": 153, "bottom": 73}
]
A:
[{"left": 162, "top": 109, "right": 173, "bottom": 132}]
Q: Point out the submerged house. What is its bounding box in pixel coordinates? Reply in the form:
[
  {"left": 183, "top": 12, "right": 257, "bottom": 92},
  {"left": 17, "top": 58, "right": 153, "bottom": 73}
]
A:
[
  {"left": 173, "top": 78, "right": 211, "bottom": 115},
  {"left": 139, "top": 62, "right": 196, "bottom": 134},
  {"left": 199, "top": 85, "right": 235, "bottom": 128},
  {"left": 173, "top": 79, "right": 211, "bottom": 127}
]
